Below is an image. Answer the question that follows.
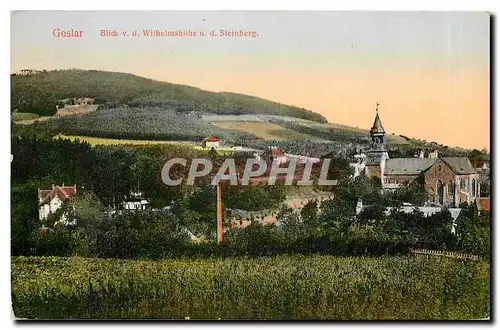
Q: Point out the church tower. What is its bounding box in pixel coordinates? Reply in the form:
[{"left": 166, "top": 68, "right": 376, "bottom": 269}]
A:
[
  {"left": 370, "top": 102, "right": 385, "bottom": 149},
  {"left": 363, "top": 102, "right": 389, "bottom": 179}
]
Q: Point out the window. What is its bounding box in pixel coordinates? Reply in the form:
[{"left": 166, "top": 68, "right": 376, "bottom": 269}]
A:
[
  {"left": 472, "top": 179, "right": 476, "bottom": 197},
  {"left": 448, "top": 181, "right": 455, "bottom": 206},
  {"left": 460, "top": 178, "right": 466, "bottom": 191},
  {"left": 437, "top": 180, "right": 444, "bottom": 205}
]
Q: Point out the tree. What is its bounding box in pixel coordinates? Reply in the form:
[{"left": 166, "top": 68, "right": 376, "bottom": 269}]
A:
[
  {"left": 455, "top": 204, "right": 490, "bottom": 258},
  {"left": 357, "top": 203, "right": 386, "bottom": 225},
  {"left": 63, "top": 190, "right": 104, "bottom": 227},
  {"left": 300, "top": 200, "right": 318, "bottom": 227},
  {"left": 11, "top": 181, "right": 41, "bottom": 255}
]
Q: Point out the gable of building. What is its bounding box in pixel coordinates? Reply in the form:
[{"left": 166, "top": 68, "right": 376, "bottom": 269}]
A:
[
  {"left": 440, "top": 157, "right": 477, "bottom": 175},
  {"left": 39, "top": 185, "right": 77, "bottom": 205}
]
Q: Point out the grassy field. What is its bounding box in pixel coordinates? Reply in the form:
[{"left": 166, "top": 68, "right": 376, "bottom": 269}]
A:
[
  {"left": 211, "top": 121, "right": 316, "bottom": 141},
  {"left": 11, "top": 255, "right": 490, "bottom": 320},
  {"left": 54, "top": 134, "right": 201, "bottom": 147},
  {"left": 11, "top": 112, "right": 40, "bottom": 121},
  {"left": 55, "top": 135, "right": 236, "bottom": 155}
]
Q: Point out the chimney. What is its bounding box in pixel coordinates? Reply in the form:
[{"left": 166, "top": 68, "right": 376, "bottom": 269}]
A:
[{"left": 52, "top": 184, "right": 55, "bottom": 190}]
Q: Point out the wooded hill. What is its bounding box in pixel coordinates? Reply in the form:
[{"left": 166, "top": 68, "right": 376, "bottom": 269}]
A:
[{"left": 10, "top": 69, "right": 327, "bottom": 122}]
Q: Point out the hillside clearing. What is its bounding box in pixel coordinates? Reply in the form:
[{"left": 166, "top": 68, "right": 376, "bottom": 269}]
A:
[{"left": 210, "top": 121, "right": 316, "bottom": 141}]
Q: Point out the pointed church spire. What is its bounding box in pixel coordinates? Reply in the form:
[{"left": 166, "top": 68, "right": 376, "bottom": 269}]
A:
[{"left": 370, "top": 102, "right": 385, "bottom": 134}]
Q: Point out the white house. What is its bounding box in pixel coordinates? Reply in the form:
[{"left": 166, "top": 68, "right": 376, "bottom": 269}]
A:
[
  {"left": 38, "top": 184, "right": 77, "bottom": 224},
  {"left": 122, "top": 191, "right": 150, "bottom": 210},
  {"left": 202, "top": 135, "right": 220, "bottom": 149}
]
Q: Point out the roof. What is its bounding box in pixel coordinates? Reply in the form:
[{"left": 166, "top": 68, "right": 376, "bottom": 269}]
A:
[
  {"left": 476, "top": 197, "right": 490, "bottom": 211},
  {"left": 370, "top": 111, "right": 385, "bottom": 134},
  {"left": 39, "top": 185, "right": 77, "bottom": 205},
  {"left": 441, "top": 157, "right": 477, "bottom": 175},
  {"left": 384, "top": 158, "right": 438, "bottom": 175},
  {"left": 204, "top": 135, "right": 220, "bottom": 142}
]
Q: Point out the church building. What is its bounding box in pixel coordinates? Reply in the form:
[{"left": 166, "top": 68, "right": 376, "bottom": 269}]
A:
[{"left": 357, "top": 104, "right": 480, "bottom": 207}]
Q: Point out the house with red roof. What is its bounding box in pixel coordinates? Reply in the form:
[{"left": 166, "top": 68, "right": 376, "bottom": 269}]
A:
[
  {"left": 38, "top": 184, "right": 77, "bottom": 223},
  {"left": 202, "top": 135, "right": 220, "bottom": 149}
]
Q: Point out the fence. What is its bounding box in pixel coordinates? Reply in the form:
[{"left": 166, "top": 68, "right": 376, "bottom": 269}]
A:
[{"left": 409, "top": 248, "right": 479, "bottom": 261}]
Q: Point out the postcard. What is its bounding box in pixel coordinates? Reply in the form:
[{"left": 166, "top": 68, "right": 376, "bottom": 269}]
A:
[{"left": 10, "top": 10, "right": 490, "bottom": 320}]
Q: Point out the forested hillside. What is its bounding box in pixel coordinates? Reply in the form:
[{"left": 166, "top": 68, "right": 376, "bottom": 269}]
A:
[{"left": 10, "top": 69, "right": 327, "bottom": 122}]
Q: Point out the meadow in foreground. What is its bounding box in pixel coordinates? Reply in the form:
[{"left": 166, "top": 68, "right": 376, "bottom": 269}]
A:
[{"left": 12, "top": 255, "right": 490, "bottom": 320}]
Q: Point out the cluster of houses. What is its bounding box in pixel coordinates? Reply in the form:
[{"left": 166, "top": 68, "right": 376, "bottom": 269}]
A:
[
  {"left": 57, "top": 97, "right": 94, "bottom": 109},
  {"left": 38, "top": 106, "right": 490, "bottom": 230}
]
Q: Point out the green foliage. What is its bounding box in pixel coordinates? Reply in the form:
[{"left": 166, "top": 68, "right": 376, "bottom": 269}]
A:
[
  {"left": 11, "top": 69, "right": 327, "bottom": 122},
  {"left": 385, "top": 209, "right": 457, "bottom": 250},
  {"left": 64, "top": 191, "right": 104, "bottom": 227},
  {"left": 67, "top": 210, "right": 189, "bottom": 259},
  {"left": 480, "top": 181, "right": 490, "bottom": 197},
  {"left": 467, "top": 149, "right": 490, "bottom": 166},
  {"left": 300, "top": 200, "right": 319, "bottom": 227},
  {"left": 386, "top": 180, "right": 430, "bottom": 206},
  {"left": 35, "top": 227, "right": 75, "bottom": 256},
  {"left": 11, "top": 255, "right": 490, "bottom": 319},
  {"left": 11, "top": 182, "right": 40, "bottom": 256},
  {"left": 455, "top": 204, "right": 490, "bottom": 259},
  {"left": 223, "top": 222, "right": 281, "bottom": 256},
  {"left": 357, "top": 204, "right": 386, "bottom": 224}
]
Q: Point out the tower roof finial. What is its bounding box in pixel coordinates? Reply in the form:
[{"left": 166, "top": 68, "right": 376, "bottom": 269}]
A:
[{"left": 370, "top": 102, "right": 385, "bottom": 134}]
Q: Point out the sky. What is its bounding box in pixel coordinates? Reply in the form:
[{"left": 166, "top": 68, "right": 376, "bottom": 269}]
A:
[{"left": 10, "top": 11, "right": 490, "bottom": 150}]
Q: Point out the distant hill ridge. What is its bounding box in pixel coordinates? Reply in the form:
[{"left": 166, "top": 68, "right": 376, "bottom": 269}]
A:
[{"left": 10, "top": 69, "right": 327, "bottom": 122}]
